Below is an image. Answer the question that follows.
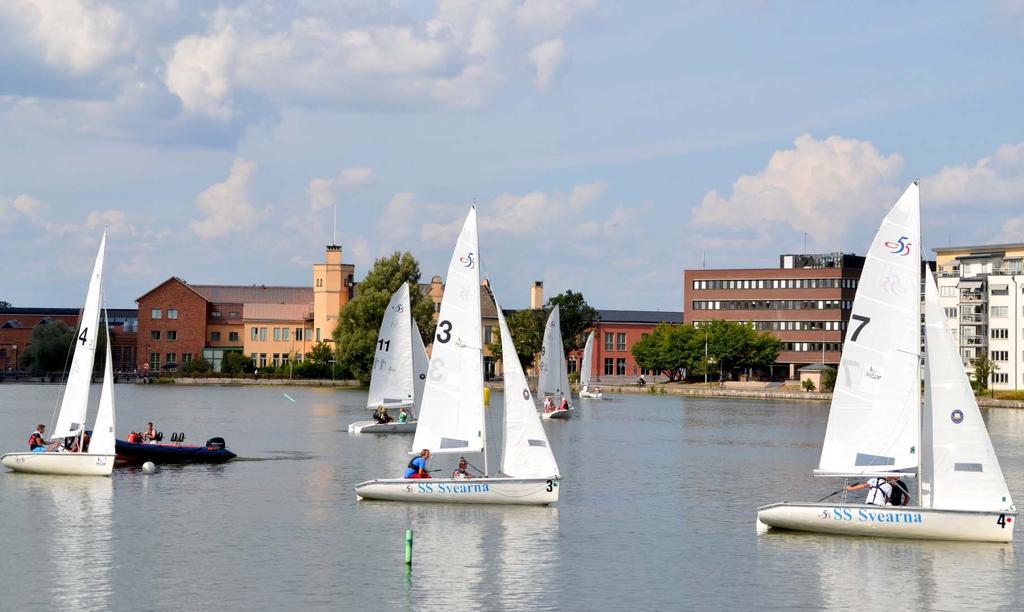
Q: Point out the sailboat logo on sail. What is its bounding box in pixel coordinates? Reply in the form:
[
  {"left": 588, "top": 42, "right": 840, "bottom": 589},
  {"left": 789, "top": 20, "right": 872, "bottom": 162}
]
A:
[
  {"left": 459, "top": 252, "right": 475, "bottom": 269},
  {"left": 864, "top": 366, "right": 882, "bottom": 380},
  {"left": 951, "top": 409, "right": 965, "bottom": 424},
  {"left": 884, "top": 236, "right": 912, "bottom": 256}
]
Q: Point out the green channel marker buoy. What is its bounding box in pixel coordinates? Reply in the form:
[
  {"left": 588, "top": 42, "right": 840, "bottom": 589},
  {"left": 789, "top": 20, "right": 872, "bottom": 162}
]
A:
[{"left": 405, "top": 529, "right": 413, "bottom": 565}]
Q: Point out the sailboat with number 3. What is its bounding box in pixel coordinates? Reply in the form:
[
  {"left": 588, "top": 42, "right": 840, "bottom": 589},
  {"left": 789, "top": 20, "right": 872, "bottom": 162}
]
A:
[{"left": 756, "top": 182, "right": 1016, "bottom": 542}]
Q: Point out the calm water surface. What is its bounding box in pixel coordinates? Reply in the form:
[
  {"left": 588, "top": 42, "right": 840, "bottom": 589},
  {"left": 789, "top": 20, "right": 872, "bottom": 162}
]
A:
[{"left": 1, "top": 384, "right": 1022, "bottom": 610}]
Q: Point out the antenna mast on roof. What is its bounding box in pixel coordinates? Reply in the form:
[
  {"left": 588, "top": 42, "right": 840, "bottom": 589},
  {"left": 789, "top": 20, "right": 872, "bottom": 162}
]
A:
[{"left": 333, "top": 202, "right": 338, "bottom": 245}]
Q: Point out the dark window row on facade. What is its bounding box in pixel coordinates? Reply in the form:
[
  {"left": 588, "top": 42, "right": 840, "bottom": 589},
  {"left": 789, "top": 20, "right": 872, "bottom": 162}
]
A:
[
  {"left": 150, "top": 330, "right": 178, "bottom": 340},
  {"left": 782, "top": 342, "right": 843, "bottom": 352},
  {"left": 691, "top": 299, "right": 853, "bottom": 311},
  {"left": 691, "top": 278, "right": 858, "bottom": 290},
  {"left": 249, "top": 327, "right": 311, "bottom": 342},
  {"left": 602, "top": 357, "right": 629, "bottom": 376},
  {"left": 750, "top": 320, "right": 847, "bottom": 332}
]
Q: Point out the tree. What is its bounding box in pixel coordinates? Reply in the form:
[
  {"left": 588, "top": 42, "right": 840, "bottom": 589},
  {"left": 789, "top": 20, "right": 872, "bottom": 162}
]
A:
[
  {"left": 308, "top": 341, "right": 334, "bottom": 364},
  {"left": 222, "top": 351, "right": 253, "bottom": 376},
  {"left": 631, "top": 321, "right": 782, "bottom": 382},
  {"left": 632, "top": 323, "right": 698, "bottom": 382},
  {"left": 489, "top": 309, "right": 545, "bottom": 371},
  {"left": 180, "top": 357, "right": 213, "bottom": 376},
  {"left": 0, "top": 300, "right": 11, "bottom": 308},
  {"left": 972, "top": 355, "right": 997, "bottom": 392},
  {"left": 332, "top": 252, "right": 435, "bottom": 385},
  {"left": 821, "top": 366, "right": 837, "bottom": 392},
  {"left": 546, "top": 290, "right": 599, "bottom": 356},
  {"left": 18, "top": 320, "right": 75, "bottom": 375}
]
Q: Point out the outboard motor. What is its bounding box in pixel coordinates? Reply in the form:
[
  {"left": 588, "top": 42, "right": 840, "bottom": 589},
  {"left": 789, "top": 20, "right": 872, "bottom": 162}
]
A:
[{"left": 205, "top": 437, "right": 226, "bottom": 451}]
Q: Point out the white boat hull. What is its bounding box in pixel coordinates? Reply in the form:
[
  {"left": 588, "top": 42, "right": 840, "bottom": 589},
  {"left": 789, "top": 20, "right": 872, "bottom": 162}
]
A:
[
  {"left": 348, "top": 420, "right": 417, "bottom": 434},
  {"left": 579, "top": 391, "right": 603, "bottom": 399},
  {"left": 543, "top": 409, "right": 572, "bottom": 420},
  {"left": 1, "top": 452, "right": 115, "bottom": 476},
  {"left": 756, "top": 502, "right": 1017, "bottom": 543},
  {"left": 355, "top": 477, "right": 560, "bottom": 505}
]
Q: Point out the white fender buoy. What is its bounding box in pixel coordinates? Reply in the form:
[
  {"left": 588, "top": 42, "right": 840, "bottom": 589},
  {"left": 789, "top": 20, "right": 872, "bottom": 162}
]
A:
[{"left": 142, "top": 461, "right": 157, "bottom": 474}]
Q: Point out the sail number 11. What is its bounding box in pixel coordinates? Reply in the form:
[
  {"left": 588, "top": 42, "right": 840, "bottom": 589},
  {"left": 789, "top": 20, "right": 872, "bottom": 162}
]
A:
[{"left": 377, "top": 339, "right": 390, "bottom": 352}]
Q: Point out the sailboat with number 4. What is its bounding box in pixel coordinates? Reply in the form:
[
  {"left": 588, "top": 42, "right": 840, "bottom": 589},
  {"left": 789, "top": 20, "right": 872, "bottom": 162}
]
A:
[
  {"left": 756, "top": 181, "right": 1016, "bottom": 542},
  {"left": 354, "top": 207, "right": 561, "bottom": 505}
]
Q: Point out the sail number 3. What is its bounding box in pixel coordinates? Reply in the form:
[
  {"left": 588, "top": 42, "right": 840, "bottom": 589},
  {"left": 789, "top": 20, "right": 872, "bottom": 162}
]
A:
[{"left": 436, "top": 320, "right": 453, "bottom": 344}]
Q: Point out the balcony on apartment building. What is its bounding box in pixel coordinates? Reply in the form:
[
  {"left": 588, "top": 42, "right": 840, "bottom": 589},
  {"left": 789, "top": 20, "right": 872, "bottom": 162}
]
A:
[
  {"left": 958, "top": 290, "right": 986, "bottom": 303},
  {"left": 960, "top": 312, "right": 988, "bottom": 324},
  {"left": 962, "top": 334, "right": 988, "bottom": 347}
]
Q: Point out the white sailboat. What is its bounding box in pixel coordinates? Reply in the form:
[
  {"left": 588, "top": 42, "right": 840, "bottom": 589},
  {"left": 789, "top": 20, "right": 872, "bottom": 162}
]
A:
[
  {"left": 756, "top": 181, "right": 1017, "bottom": 542},
  {"left": 578, "top": 331, "right": 603, "bottom": 399},
  {"left": 354, "top": 207, "right": 561, "bottom": 505},
  {"left": 1, "top": 232, "right": 117, "bottom": 476},
  {"left": 539, "top": 305, "right": 573, "bottom": 419},
  {"left": 349, "top": 283, "right": 429, "bottom": 434}
]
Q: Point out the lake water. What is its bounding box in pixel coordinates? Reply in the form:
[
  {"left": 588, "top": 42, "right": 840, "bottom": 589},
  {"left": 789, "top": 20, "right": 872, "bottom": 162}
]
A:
[{"left": 1, "top": 384, "right": 1022, "bottom": 610}]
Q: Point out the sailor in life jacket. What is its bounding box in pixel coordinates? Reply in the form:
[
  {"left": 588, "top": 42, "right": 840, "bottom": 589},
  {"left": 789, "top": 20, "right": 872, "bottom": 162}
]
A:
[
  {"left": 452, "top": 456, "right": 473, "bottom": 479},
  {"left": 28, "top": 424, "right": 48, "bottom": 452},
  {"left": 404, "top": 449, "right": 431, "bottom": 479},
  {"left": 845, "top": 476, "right": 898, "bottom": 506}
]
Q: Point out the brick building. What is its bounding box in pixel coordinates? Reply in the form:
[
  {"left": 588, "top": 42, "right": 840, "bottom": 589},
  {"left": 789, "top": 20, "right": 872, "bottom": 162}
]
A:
[
  {"left": 568, "top": 310, "right": 685, "bottom": 383},
  {"left": 1, "top": 307, "right": 138, "bottom": 372},
  {"left": 684, "top": 252, "right": 865, "bottom": 379}
]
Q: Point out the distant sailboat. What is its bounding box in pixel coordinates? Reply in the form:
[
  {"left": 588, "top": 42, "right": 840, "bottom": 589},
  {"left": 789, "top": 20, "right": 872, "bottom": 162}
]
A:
[
  {"left": 1, "top": 232, "right": 117, "bottom": 476},
  {"left": 354, "top": 207, "right": 560, "bottom": 505},
  {"left": 539, "top": 306, "right": 573, "bottom": 419},
  {"left": 349, "top": 283, "right": 429, "bottom": 434},
  {"left": 756, "top": 182, "right": 1017, "bottom": 542},
  {"left": 578, "top": 331, "right": 603, "bottom": 399}
]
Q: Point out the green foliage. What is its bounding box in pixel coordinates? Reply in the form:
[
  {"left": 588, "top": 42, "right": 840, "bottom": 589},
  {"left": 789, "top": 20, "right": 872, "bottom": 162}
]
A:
[
  {"left": 18, "top": 320, "right": 75, "bottom": 375},
  {"left": 546, "top": 290, "right": 599, "bottom": 356},
  {"left": 180, "top": 358, "right": 213, "bottom": 376},
  {"left": 821, "top": 366, "right": 837, "bottom": 392},
  {"left": 0, "top": 300, "right": 11, "bottom": 308},
  {"left": 489, "top": 309, "right": 545, "bottom": 371},
  {"left": 308, "top": 341, "right": 334, "bottom": 364},
  {"left": 332, "top": 252, "right": 434, "bottom": 385},
  {"left": 221, "top": 351, "right": 253, "bottom": 376},
  {"left": 631, "top": 321, "right": 783, "bottom": 382},
  {"left": 292, "top": 359, "right": 331, "bottom": 379},
  {"left": 802, "top": 378, "right": 817, "bottom": 392},
  {"left": 972, "top": 355, "right": 997, "bottom": 391}
]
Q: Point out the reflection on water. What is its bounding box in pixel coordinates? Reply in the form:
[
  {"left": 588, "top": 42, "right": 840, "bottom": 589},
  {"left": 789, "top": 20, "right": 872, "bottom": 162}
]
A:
[
  {"left": 496, "top": 507, "right": 560, "bottom": 611},
  {"left": 405, "top": 504, "right": 486, "bottom": 611}
]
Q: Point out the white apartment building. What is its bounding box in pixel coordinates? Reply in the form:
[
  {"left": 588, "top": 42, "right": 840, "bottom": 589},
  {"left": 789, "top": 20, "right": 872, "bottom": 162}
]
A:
[{"left": 934, "top": 243, "right": 1024, "bottom": 391}]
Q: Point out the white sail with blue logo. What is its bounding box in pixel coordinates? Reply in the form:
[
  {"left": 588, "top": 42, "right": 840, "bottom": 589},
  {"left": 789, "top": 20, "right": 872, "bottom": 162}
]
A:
[
  {"left": 921, "top": 267, "right": 1013, "bottom": 511},
  {"left": 411, "top": 207, "right": 485, "bottom": 456},
  {"left": 495, "top": 297, "right": 560, "bottom": 479},
  {"left": 816, "top": 182, "right": 922, "bottom": 477},
  {"left": 366, "top": 283, "right": 417, "bottom": 410}
]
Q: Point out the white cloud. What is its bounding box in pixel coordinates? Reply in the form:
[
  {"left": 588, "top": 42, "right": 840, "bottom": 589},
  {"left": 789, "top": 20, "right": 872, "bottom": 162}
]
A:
[
  {"left": 994, "top": 216, "right": 1024, "bottom": 244},
  {"left": 190, "top": 159, "right": 258, "bottom": 240},
  {"left": 306, "top": 167, "right": 377, "bottom": 211},
  {"left": 380, "top": 192, "right": 418, "bottom": 243},
  {"left": 529, "top": 39, "right": 568, "bottom": 90},
  {"left": 164, "top": 24, "right": 239, "bottom": 120},
  {"left": 925, "top": 143, "right": 1024, "bottom": 206},
  {"left": 516, "top": 0, "right": 598, "bottom": 31},
  {"left": 0, "top": 0, "right": 133, "bottom": 74},
  {"left": 0, "top": 194, "right": 46, "bottom": 230},
  {"left": 691, "top": 134, "right": 905, "bottom": 248}
]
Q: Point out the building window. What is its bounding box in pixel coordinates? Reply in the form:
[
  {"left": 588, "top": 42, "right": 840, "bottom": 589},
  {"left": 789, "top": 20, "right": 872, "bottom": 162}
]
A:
[
  {"left": 305, "top": 328, "right": 313, "bottom": 342},
  {"left": 991, "top": 328, "right": 1008, "bottom": 339},
  {"left": 273, "top": 328, "right": 281, "bottom": 342},
  {"left": 229, "top": 311, "right": 239, "bottom": 318},
  {"left": 484, "top": 325, "right": 493, "bottom": 345},
  {"left": 168, "top": 309, "right": 178, "bottom": 319},
  {"left": 283, "top": 327, "right": 290, "bottom": 342},
  {"left": 991, "top": 306, "right": 1008, "bottom": 318},
  {"left": 167, "top": 330, "right": 177, "bottom": 341},
  {"left": 603, "top": 358, "right": 614, "bottom": 376},
  {"left": 272, "top": 353, "right": 280, "bottom": 367},
  {"left": 945, "top": 307, "right": 957, "bottom": 319},
  {"left": 259, "top": 353, "right": 267, "bottom": 367},
  {"left": 229, "top": 332, "right": 239, "bottom": 342},
  {"left": 251, "top": 327, "right": 258, "bottom": 341},
  {"left": 260, "top": 327, "right": 268, "bottom": 341},
  {"left": 150, "top": 330, "right": 161, "bottom": 340},
  {"left": 316, "top": 328, "right": 321, "bottom": 341},
  {"left": 151, "top": 308, "right": 162, "bottom": 319},
  {"left": 605, "top": 332, "right": 614, "bottom": 351},
  {"left": 250, "top": 353, "right": 257, "bottom": 364},
  {"left": 165, "top": 353, "right": 176, "bottom": 364},
  {"left": 939, "top": 286, "right": 956, "bottom": 297},
  {"left": 616, "top": 358, "right": 627, "bottom": 375},
  {"left": 568, "top": 357, "right": 577, "bottom": 373},
  {"left": 991, "top": 350, "right": 1009, "bottom": 361},
  {"left": 616, "top": 333, "right": 627, "bottom": 351},
  {"left": 435, "top": 302, "right": 441, "bottom": 313},
  {"left": 211, "top": 311, "right": 222, "bottom": 318},
  {"left": 149, "top": 352, "right": 160, "bottom": 371},
  {"left": 295, "top": 327, "right": 303, "bottom": 341},
  {"left": 183, "top": 353, "right": 193, "bottom": 363},
  {"left": 993, "top": 373, "right": 1008, "bottom": 384},
  {"left": 211, "top": 331, "right": 221, "bottom": 341}
]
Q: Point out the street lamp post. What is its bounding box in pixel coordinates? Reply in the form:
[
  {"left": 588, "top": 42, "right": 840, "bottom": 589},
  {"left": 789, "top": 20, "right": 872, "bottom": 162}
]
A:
[
  {"left": 704, "top": 326, "right": 709, "bottom": 388},
  {"left": 329, "top": 359, "right": 336, "bottom": 383}
]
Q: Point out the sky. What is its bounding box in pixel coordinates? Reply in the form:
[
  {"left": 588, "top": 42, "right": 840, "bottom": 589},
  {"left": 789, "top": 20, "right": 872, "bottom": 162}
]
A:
[{"left": 2, "top": 1, "right": 1024, "bottom": 312}]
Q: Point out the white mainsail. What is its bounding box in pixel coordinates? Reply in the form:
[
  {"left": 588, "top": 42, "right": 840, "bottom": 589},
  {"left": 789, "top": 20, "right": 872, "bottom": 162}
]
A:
[
  {"left": 411, "top": 208, "right": 484, "bottom": 455},
  {"left": 816, "top": 182, "right": 921, "bottom": 476},
  {"left": 90, "top": 319, "right": 116, "bottom": 456},
  {"left": 580, "top": 331, "right": 595, "bottom": 389},
  {"left": 53, "top": 231, "right": 106, "bottom": 439},
  {"left": 921, "top": 267, "right": 1013, "bottom": 511},
  {"left": 366, "top": 284, "right": 416, "bottom": 409},
  {"left": 539, "top": 306, "right": 566, "bottom": 398},
  {"left": 411, "top": 318, "right": 429, "bottom": 409},
  {"left": 495, "top": 296, "right": 560, "bottom": 479}
]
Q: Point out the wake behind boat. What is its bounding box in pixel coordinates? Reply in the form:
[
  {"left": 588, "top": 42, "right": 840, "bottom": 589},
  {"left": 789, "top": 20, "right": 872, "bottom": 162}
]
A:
[
  {"left": 355, "top": 207, "right": 560, "bottom": 505},
  {"left": 756, "top": 181, "right": 1016, "bottom": 543},
  {"left": 348, "top": 283, "right": 428, "bottom": 434},
  {"left": 1, "top": 232, "right": 117, "bottom": 477}
]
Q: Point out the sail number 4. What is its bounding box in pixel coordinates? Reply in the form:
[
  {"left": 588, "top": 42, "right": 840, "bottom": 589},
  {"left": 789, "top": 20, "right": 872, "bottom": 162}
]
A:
[{"left": 997, "top": 513, "right": 1009, "bottom": 528}]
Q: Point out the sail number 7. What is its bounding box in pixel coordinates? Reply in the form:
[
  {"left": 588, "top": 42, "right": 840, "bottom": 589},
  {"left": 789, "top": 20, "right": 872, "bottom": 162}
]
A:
[{"left": 849, "top": 314, "right": 871, "bottom": 342}]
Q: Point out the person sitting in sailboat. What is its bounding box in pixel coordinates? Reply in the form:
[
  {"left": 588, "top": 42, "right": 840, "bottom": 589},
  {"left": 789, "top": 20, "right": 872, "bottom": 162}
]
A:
[
  {"left": 452, "top": 456, "right": 474, "bottom": 479},
  {"left": 559, "top": 396, "right": 570, "bottom": 411},
  {"left": 404, "top": 449, "right": 431, "bottom": 479},
  {"left": 398, "top": 407, "right": 410, "bottom": 424},
  {"left": 28, "top": 424, "right": 48, "bottom": 452},
  {"left": 543, "top": 396, "right": 555, "bottom": 412},
  {"left": 374, "top": 406, "right": 394, "bottom": 424},
  {"left": 845, "top": 476, "right": 900, "bottom": 506}
]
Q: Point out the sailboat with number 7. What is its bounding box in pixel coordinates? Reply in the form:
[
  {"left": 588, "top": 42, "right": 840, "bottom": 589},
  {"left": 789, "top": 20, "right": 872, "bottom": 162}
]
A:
[
  {"left": 354, "top": 207, "right": 561, "bottom": 505},
  {"left": 756, "top": 181, "right": 1017, "bottom": 542}
]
